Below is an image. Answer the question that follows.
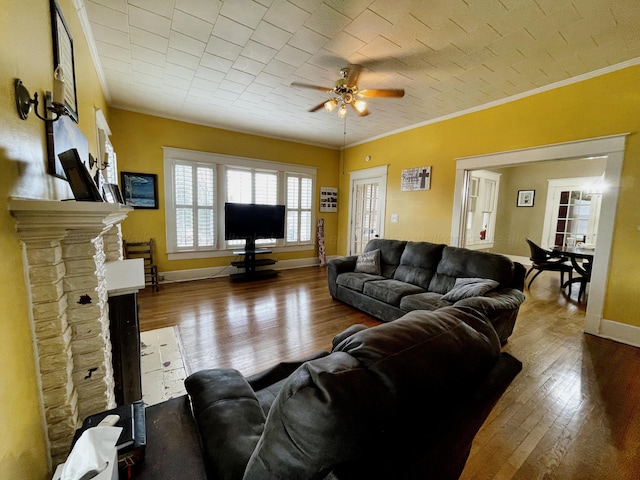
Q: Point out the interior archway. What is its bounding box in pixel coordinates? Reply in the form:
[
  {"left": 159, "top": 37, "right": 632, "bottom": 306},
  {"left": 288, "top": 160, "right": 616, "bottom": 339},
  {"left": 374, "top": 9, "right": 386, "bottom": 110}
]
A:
[{"left": 450, "top": 134, "right": 627, "bottom": 337}]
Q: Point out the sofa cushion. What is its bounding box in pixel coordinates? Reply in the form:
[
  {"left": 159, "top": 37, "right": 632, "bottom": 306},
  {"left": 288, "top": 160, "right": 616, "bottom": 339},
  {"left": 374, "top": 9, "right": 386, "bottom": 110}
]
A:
[
  {"left": 429, "top": 246, "right": 515, "bottom": 294},
  {"left": 243, "top": 353, "right": 379, "bottom": 480},
  {"left": 441, "top": 277, "right": 500, "bottom": 302},
  {"left": 393, "top": 241, "right": 445, "bottom": 289},
  {"left": 354, "top": 249, "right": 381, "bottom": 275},
  {"left": 363, "top": 279, "right": 425, "bottom": 307},
  {"left": 336, "top": 272, "right": 385, "bottom": 292},
  {"left": 364, "top": 239, "right": 407, "bottom": 278},
  {"left": 399, "top": 292, "right": 450, "bottom": 311}
]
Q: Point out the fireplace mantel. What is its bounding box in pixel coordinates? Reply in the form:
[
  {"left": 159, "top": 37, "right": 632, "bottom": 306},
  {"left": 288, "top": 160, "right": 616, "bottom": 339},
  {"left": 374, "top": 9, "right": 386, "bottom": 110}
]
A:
[
  {"left": 10, "top": 198, "right": 132, "bottom": 240},
  {"left": 10, "top": 197, "right": 133, "bottom": 465}
]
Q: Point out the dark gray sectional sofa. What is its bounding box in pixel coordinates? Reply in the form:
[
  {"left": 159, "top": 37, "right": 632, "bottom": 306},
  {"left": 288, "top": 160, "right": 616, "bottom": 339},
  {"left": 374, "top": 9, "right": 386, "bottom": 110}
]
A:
[{"left": 327, "top": 239, "right": 526, "bottom": 343}]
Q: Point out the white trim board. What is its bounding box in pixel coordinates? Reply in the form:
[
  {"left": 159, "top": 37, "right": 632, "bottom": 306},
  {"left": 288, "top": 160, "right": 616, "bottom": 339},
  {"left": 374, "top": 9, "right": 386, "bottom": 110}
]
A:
[{"left": 597, "top": 320, "right": 640, "bottom": 349}]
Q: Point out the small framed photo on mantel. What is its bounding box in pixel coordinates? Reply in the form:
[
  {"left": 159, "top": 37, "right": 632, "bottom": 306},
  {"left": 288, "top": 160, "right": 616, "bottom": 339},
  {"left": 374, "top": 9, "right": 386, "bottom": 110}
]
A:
[{"left": 517, "top": 189, "right": 535, "bottom": 207}]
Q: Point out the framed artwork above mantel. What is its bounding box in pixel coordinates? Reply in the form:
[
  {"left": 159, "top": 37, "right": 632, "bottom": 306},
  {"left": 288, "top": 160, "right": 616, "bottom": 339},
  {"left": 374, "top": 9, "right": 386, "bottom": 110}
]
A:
[{"left": 50, "top": 0, "right": 78, "bottom": 122}]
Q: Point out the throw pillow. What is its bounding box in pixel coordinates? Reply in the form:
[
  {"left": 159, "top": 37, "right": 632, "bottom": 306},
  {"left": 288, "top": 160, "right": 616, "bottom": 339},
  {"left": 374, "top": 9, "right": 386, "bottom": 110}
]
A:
[
  {"left": 441, "top": 277, "right": 500, "bottom": 302},
  {"left": 354, "top": 249, "right": 381, "bottom": 275}
]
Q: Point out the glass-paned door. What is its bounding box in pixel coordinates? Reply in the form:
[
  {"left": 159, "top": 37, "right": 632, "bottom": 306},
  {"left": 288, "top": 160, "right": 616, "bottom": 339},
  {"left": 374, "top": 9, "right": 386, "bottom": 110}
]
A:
[
  {"left": 348, "top": 166, "right": 387, "bottom": 255},
  {"left": 351, "top": 179, "right": 380, "bottom": 255},
  {"left": 542, "top": 176, "right": 603, "bottom": 249},
  {"left": 553, "top": 190, "right": 602, "bottom": 247}
]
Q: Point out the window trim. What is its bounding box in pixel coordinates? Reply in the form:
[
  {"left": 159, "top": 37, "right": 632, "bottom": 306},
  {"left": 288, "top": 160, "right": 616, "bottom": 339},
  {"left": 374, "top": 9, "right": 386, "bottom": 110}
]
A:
[{"left": 163, "top": 147, "right": 317, "bottom": 260}]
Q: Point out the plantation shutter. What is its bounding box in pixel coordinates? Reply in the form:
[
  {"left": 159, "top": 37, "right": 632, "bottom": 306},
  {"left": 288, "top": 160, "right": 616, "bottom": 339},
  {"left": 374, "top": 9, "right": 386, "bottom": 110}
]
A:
[{"left": 174, "top": 162, "right": 216, "bottom": 250}]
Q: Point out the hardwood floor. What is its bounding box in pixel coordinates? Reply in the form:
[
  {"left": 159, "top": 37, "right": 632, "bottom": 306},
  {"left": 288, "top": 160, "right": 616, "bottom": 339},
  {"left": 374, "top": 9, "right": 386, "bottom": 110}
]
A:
[{"left": 137, "top": 267, "right": 640, "bottom": 479}]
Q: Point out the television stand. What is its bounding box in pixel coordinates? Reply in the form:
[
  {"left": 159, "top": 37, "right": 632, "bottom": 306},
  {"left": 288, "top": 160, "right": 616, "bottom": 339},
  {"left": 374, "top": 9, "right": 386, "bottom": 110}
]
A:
[{"left": 230, "top": 248, "right": 278, "bottom": 282}]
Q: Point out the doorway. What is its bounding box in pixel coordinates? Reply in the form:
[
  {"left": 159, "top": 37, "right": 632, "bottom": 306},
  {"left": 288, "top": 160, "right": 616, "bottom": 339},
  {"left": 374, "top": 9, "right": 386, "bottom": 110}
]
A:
[
  {"left": 450, "top": 134, "right": 626, "bottom": 337},
  {"left": 348, "top": 166, "right": 387, "bottom": 255}
]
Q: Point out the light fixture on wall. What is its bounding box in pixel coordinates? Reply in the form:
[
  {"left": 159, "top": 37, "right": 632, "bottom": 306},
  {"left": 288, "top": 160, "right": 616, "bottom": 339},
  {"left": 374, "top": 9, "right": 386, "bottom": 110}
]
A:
[
  {"left": 89, "top": 153, "right": 109, "bottom": 171},
  {"left": 14, "top": 66, "right": 70, "bottom": 123}
]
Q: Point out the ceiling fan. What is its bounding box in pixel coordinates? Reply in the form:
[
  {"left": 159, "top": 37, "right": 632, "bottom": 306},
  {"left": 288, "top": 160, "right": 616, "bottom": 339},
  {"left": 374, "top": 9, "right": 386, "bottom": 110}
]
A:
[{"left": 291, "top": 65, "right": 405, "bottom": 118}]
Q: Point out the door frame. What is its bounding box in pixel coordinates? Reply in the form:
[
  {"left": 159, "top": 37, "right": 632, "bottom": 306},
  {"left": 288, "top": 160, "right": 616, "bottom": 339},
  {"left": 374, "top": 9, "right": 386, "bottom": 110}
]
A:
[
  {"left": 348, "top": 165, "right": 388, "bottom": 255},
  {"left": 450, "top": 134, "right": 627, "bottom": 337}
]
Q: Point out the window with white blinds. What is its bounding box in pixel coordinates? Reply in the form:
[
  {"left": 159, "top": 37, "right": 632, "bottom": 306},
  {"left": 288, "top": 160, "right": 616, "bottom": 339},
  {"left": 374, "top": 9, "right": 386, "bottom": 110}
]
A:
[
  {"left": 163, "top": 147, "right": 316, "bottom": 258},
  {"left": 286, "top": 174, "right": 313, "bottom": 244},
  {"left": 174, "top": 162, "right": 216, "bottom": 250}
]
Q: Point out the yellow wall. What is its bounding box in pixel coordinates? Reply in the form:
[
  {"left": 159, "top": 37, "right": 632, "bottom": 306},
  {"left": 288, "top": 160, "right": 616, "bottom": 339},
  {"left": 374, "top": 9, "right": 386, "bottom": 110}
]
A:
[
  {"left": 0, "top": 0, "right": 109, "bottom": 477},
  {"left": 341, "top": 66, "right": 640, "bottom": 327},
  {"left": 110, "top": 109, "right": 340, "bottom": 273}
]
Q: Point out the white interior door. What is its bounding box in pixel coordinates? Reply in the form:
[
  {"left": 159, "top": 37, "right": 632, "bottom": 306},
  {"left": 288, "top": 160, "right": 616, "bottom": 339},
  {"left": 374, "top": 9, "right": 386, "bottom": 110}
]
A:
[
  {"left": 542, "top": 177, "right": 603, "bottom": 249},
  {"left": 348, "top": 166, "right": 387, "bottom": 255}
]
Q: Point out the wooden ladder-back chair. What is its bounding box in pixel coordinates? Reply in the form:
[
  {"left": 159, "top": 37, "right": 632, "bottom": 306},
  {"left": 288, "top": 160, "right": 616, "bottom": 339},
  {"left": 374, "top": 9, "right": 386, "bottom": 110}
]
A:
[
  {"left": 525, "top": 238, "right": 573, "bottom": 292},
  {"left": 123, "top": 238, "right": 159, "bottom": 292}
]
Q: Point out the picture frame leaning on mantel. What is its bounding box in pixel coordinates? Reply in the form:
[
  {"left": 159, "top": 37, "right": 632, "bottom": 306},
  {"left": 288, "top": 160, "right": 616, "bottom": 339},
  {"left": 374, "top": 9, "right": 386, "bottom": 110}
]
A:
[{"left": 58, "top": 148, "right": 103, "bottom": 202}]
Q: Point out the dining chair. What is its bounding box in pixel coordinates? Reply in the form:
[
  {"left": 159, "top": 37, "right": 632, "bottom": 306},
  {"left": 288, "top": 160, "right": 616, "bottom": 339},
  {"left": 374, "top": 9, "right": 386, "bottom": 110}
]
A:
[
  {"left": 525, "top": 239, "right": 573, "bottom": 292},
  {"left": 123, "top": 238, "right": 159, "bottom": 292}
]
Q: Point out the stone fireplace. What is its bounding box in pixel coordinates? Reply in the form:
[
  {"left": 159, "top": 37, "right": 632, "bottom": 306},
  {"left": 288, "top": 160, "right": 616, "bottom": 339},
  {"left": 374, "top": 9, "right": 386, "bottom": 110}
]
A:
[{"left": 10, "top": 198, "right": 132, "bottom": 465}]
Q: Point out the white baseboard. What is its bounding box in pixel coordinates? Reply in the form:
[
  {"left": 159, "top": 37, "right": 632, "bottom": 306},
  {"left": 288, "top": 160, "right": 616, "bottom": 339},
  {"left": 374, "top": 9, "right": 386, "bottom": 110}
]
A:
[
  {"left": 160, "top": 257, "right": 320, "bottom": 283},
  {"left": 596, "top": 319, "right": 640, "bottom": 348},
  {"left": 505, "top": 254, "right": 531, "bottom": 266}
]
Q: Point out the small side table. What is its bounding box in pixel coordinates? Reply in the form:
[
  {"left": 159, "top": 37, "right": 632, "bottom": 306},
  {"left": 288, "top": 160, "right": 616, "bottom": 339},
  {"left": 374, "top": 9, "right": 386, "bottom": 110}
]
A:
[{"left": 128, "top": 396, "right": 207, "bottom": 479}]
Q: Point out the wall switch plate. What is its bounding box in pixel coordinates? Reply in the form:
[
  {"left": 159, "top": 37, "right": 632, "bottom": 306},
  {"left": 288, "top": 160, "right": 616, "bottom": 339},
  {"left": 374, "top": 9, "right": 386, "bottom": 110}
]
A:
[{"left": 391, "top": 213, "right": 399, "bottom": 223}]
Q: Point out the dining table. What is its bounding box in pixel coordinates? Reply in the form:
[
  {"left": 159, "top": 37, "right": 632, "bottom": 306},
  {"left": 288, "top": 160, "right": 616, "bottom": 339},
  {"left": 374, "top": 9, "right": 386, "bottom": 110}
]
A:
[{"left": 552, "top": 245, "right": 595, "bottom": 300}]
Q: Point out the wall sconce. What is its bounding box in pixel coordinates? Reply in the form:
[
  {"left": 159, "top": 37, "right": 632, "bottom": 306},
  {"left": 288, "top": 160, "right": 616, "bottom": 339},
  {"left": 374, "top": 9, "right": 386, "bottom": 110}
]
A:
[
  {"left": 89, "top": 153, "right": 109, "bottom": 171},
  {"left": 15, "top": 68, "right": 70, "bottom": 123}
]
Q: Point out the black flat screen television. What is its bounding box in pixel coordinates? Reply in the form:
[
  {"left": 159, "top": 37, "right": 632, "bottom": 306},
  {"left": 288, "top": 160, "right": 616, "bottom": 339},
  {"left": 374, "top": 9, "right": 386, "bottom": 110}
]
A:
[{"left": 225, "top": 203, "right": 286, "bottom": 251}]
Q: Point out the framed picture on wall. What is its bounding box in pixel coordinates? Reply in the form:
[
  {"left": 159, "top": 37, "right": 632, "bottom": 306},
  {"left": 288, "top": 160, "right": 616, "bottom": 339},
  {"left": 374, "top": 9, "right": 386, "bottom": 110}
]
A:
[
  {"left": 517, "top": 189, "right": 535, "bottom": 207},
  {"left": 50, "top": 0, "right": 78, "bottom": 121},
  {"left": 121, "top": 172, "right": 159, "bottom": 209}
]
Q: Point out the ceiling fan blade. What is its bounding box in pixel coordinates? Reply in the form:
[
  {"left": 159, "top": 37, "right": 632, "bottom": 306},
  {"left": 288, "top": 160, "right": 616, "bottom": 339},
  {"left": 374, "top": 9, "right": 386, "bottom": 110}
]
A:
[
  {"left": 359, "top": 88, "right": 405, "bottom": 98},
  {"left": 309, "top": 101, "right": 330, "bottom": 112},
  {"left": 291, "top": 81, "right": 334, "bottom": 93},
  {"left": 345, "top": 64, "right": 362, "bottom": 87},
  {"left": 350, "top": 102, "right": 369, "bottom": 117}
]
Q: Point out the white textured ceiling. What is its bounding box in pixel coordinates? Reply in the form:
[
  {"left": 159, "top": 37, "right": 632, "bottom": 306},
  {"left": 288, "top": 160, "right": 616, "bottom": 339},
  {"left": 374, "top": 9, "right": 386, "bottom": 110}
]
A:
[{"left": 81, "top": 0, "right": 640, "bottom": 148}]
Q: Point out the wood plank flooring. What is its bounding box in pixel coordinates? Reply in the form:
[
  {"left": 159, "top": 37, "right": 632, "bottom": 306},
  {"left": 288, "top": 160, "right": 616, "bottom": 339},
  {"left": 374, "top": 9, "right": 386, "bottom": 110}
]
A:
[{"left": 137, "top": 267, "right": 640, "bottom": 479}]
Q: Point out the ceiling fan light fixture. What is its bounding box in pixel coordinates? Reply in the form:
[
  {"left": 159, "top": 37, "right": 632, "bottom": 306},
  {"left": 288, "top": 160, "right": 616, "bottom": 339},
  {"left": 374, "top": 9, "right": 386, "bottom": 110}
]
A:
[
  {"left": 353, "top": 99, "right": 367, "bottom": 113},
  {"left": 337, "top": 103, "right": 347, "bottom": 118},
  {"left": 324, "top": 98, "right": 337, "bottom": 112}
]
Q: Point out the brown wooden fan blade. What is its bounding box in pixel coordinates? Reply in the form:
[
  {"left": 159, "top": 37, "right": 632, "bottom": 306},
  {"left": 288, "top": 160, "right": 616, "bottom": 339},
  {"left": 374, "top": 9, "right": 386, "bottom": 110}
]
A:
[
  {"left": 350, "top": 102, "right": 369, "bottom": 117},
  {"left": 291, "top": 81, "right": 334, "bottom": 93},
  {"left": 359, "top": 88, "right": 405, "bottom": 98},
  {"left": 345, "top": 64, "right": 362, "bottom": 86},
  {"left": 309, "top": 101, "right": 330, "bottom": 112}
]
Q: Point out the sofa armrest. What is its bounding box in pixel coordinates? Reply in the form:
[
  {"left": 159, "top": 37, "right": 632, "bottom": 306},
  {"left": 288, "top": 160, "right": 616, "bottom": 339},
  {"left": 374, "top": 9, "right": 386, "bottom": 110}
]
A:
[
  {"left": 331, "top": 324, "right": 369, "bottom": 350},
  {"left": 453, "top": 288, "right": 525, "bottom": 312},
  {"left": 326, "top": 255, "right": 358, "bottom": 298},
  {"left": 185, "top": 369, "right": 266, "bottom": 480},
  {"left": 246, "top": 350, "right": 329, "bottom": 391},
  {"left": 511, "top": 262, "right": 526, "bottom": 291}
]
